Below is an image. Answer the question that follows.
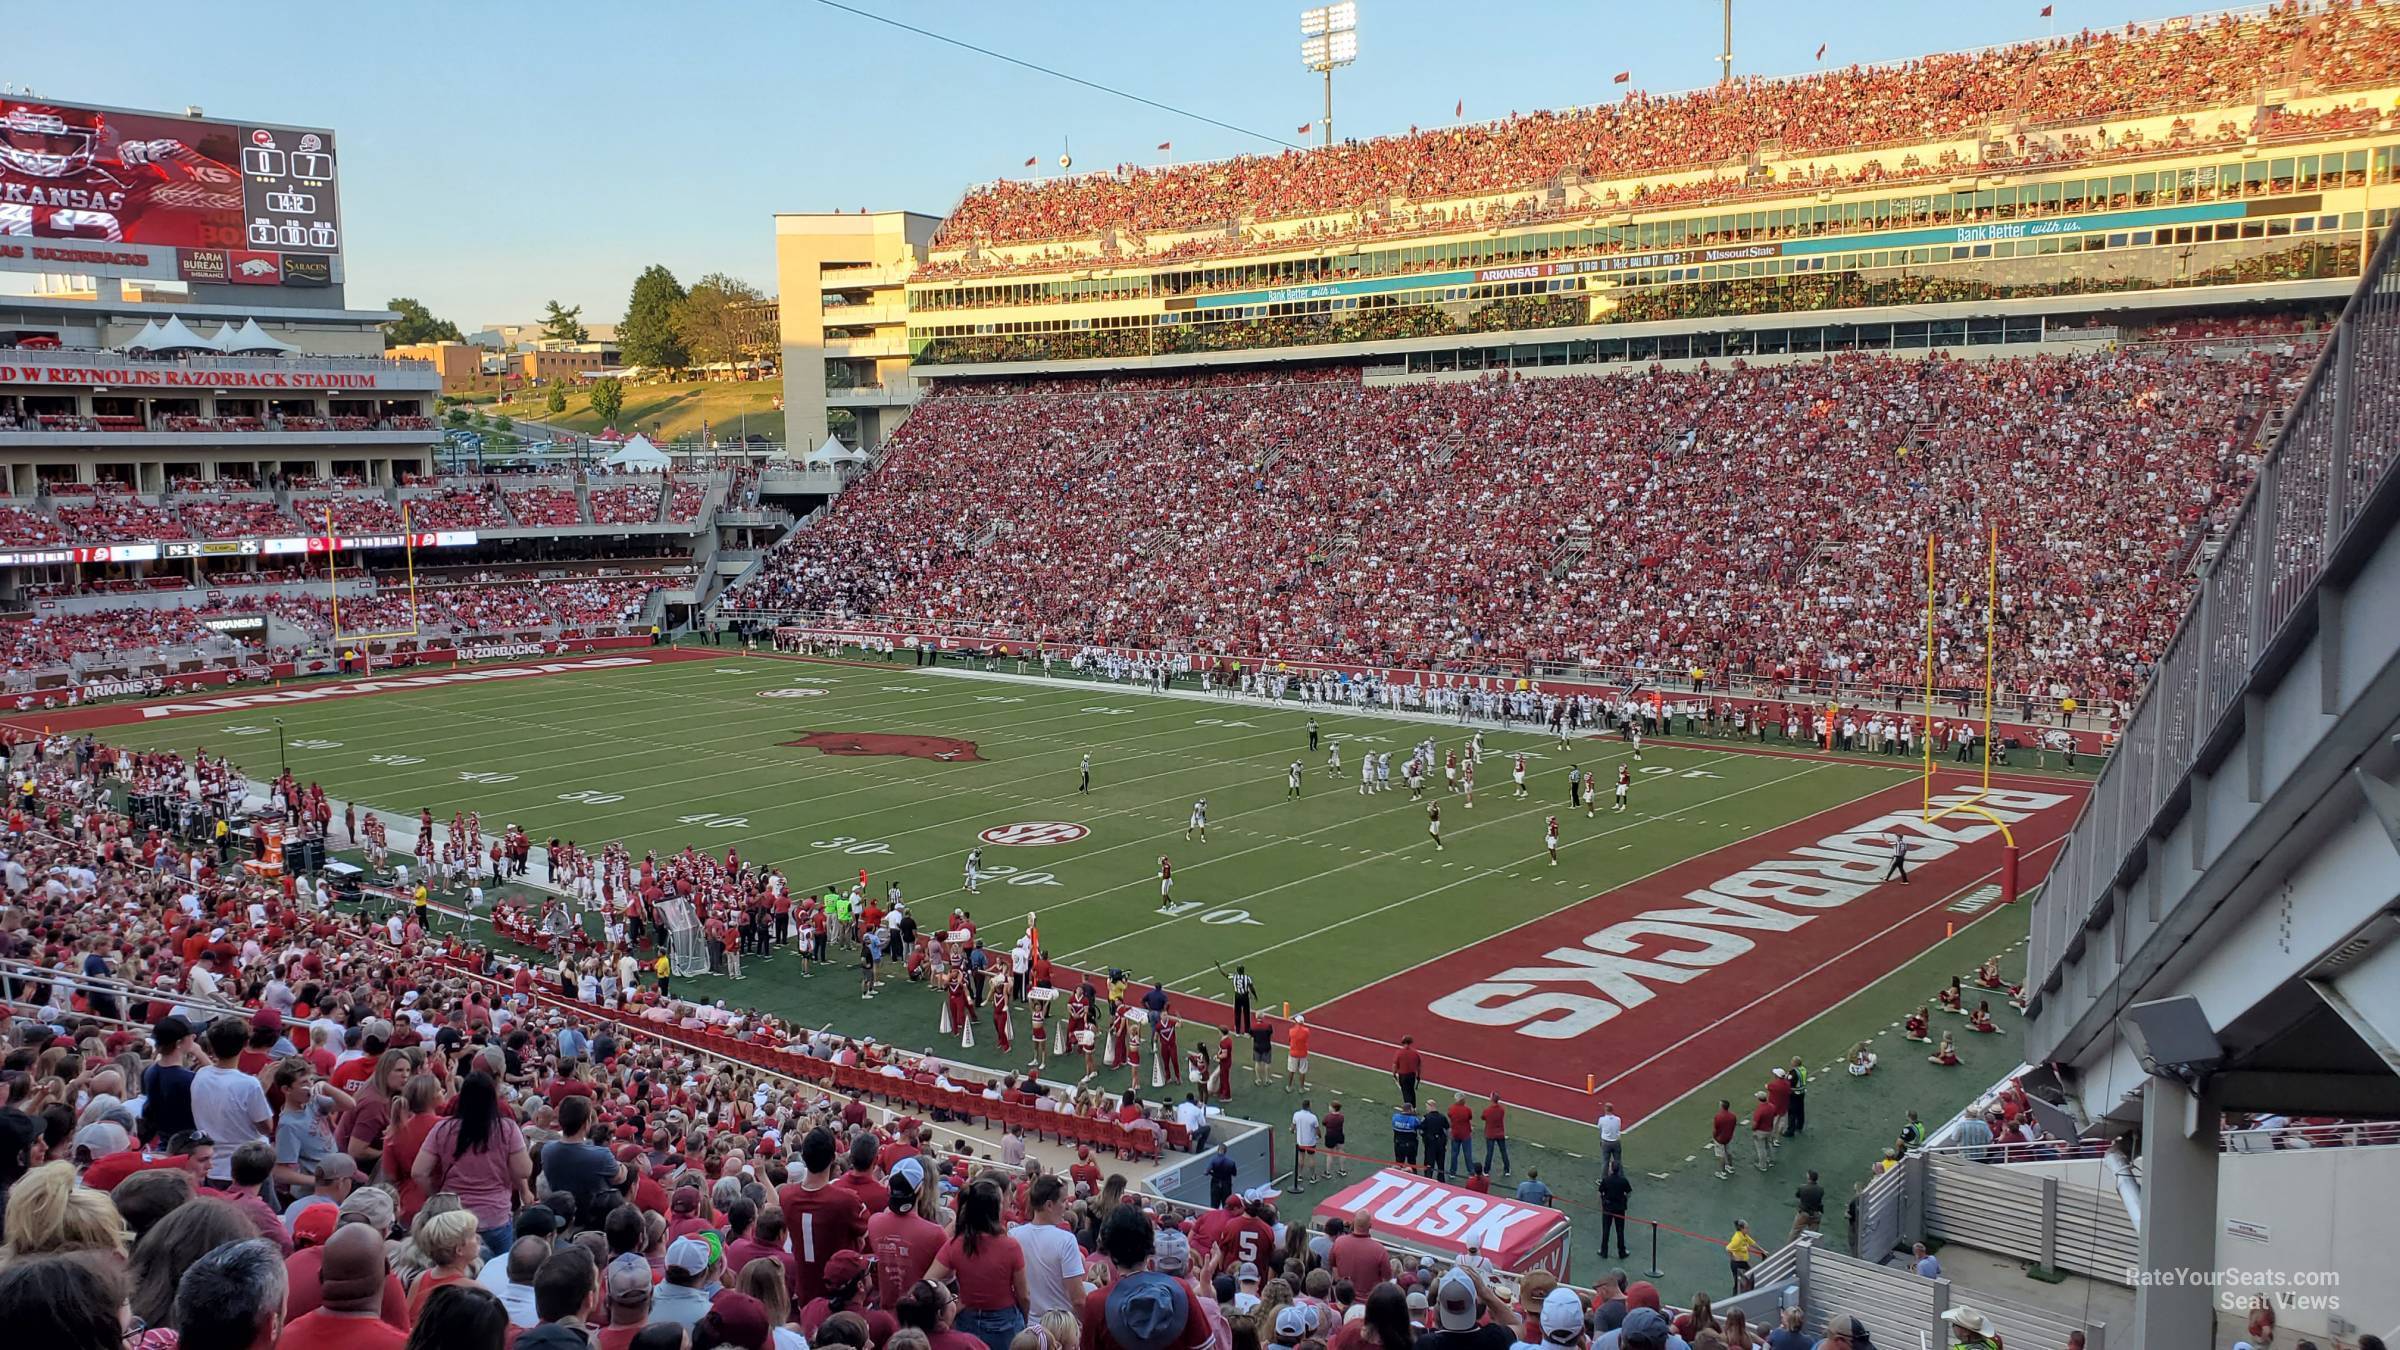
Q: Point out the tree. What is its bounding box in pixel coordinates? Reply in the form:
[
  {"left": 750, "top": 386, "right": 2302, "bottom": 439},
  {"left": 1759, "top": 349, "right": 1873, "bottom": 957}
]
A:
[
  {"left": 545, "top": 381, "right": 568, "bottom": 415},
  {"left": 619, "top": 265, "right": 689, "bottom": 370},
  {"left": 383, "top": 297, "right": 462, "bottom": 349},
  {"left": 445, "top": 408, "right": 470, "bottom": 427},
  {"left": 494, "top": 414, "right": 513, "bottom": 432},
  {"left": 539, "top": 300, "right": 589, "bottom": 344},
  {"left": 590, "top": 377, "right": 625, "bottom": 427},
  {"left": 672, "top": 272, "right": 767, "bottom": 371}
]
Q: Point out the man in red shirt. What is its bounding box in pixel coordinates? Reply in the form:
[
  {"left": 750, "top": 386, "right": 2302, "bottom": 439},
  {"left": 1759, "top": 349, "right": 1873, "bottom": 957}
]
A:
[
  {"left": 776, "top": 1126, "right": 869, "bottom": 1303},
  {"left": 837, "top": 1133, "right": 890, "bottom": 1213},
  {"left": 1749, "top": 1090, "right": 1778, "bottom": 1172},
  {"left": 1444, "top": 1096, "right": 1473, "bottom": 1178},
  {"left": 1214, "top": 1196, "right": 1273, "bottom": 1272},
  {"left": 279, "top": 1225, "right": 409, "bottom": 1350},
  {"left": 1481, "top": 1095, "right": 1509, "bottom": 1176},
  {"left": 1328, "top": 1215, "right": 1393, "bottom": 1291},
  {"left": 1765, "top": 1068, "right": 1794, "bottom": 1140},
  {"left": 1711, "top": 1099, "right": 1738, "bottom": 1179},
  {"left": 1392, "top": 1037, "right": 1422, "bottom": 1108}
]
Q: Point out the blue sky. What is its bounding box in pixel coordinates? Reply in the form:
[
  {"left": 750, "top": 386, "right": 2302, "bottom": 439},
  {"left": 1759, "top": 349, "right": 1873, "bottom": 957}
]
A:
[{"left": 9, "top": 1, "right": 2171, "bottom": 329}]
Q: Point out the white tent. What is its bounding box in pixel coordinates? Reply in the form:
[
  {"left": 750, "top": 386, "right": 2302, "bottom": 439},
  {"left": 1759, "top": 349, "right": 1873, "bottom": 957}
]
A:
[
  {"left": 215, "top": 319, "right": 296, "bottom": 355},
  {"left": 804, "top": 432, "right": 868, "bottom": 467},
  {"left": 603, "top": 435, "right": 671, "bottom": 470},
  {"left": 141, "top": 315, "right": 214, "bottom": 354},
  {"left": 121, "top": 319, "right": 170, "bottom": 352}
]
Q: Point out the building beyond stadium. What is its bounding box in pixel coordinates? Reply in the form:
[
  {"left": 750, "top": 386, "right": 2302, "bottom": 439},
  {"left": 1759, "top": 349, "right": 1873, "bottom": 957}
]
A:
[{"left": 775, "top": 4, "right": 2400, "bottom": 449}]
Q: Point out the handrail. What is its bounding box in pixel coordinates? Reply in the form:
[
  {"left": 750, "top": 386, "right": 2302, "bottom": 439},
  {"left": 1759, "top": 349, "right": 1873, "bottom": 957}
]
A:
[{"left": 2027, "top": 204, "right": 2400, "bottom": 1002}]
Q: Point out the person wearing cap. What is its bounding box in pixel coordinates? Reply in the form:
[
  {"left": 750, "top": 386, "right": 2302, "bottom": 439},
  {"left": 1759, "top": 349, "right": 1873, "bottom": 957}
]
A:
[
  {"left": 282, "top": 1146, "right": 359, "bottom": 1225},
  {"left": 1529, "top": 1287, "right": 1586, "bottom": 1350},
  {"left": 1272, "top": 1303, "right": 1314, "bottom": 1347},
  {"left": 1591, "top": 1305, "right": 1684, "bottom": 1350},
  {"left": 1749, "top": 1091, "right": 1778, "bottom": 1171},
  {"left": 1085, "top": 1205, "right": 1208, "bottom": 1350},
  {"left": 1416, "top": 1264, "right": 1522, "bottom": 1350},
  {"left": 694, "top": 1288, "right": 771, "bottom": 1350},
  {"left": 598, "top": 1250, "right": 659, "bottom": 1349},
  {"left": 1941, "top": 1306, "right": 2000, "bottom": 1350},
  {"left": 868, "top": 1155, "right": 945, "bottom": 1309},
  {"left": 1811, "top": 1311, "right": 1873, "bottom": 1350},
  {"left": 655, "top": 1235, "right": 720, "bottom": 1327}
]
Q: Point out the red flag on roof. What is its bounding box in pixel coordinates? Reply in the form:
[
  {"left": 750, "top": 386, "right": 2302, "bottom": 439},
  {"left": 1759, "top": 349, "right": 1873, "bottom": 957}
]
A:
[
  {"left": 1455, "top": 99, "right": 1464, "bottom": 117},
  {"left": 1023, "top": 156, "right": 1037, "bottom": 167},
  {"left": 1815, "top": 42, "right": 1828, "bottom": 59},
  {"left": 1612, "top": 70, "right": 1630, "bottom": 84}
]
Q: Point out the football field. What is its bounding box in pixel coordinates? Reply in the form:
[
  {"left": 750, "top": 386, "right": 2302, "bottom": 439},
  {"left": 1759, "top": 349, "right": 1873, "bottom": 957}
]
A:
[{"left": 57, "top": 646, "right": 2085, "bottom": 1127}]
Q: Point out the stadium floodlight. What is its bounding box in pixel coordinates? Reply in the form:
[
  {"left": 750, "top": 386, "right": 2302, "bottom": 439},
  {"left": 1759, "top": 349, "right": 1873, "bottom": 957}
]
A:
[{"left": 1299, "top": 3, "right": 1359, "bottom": 149}]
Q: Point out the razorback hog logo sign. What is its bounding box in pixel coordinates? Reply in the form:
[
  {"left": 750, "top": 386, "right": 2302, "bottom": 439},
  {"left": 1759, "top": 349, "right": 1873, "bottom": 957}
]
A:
[{"left": 782, "top": 731, "right": 983, "bottom": 762}]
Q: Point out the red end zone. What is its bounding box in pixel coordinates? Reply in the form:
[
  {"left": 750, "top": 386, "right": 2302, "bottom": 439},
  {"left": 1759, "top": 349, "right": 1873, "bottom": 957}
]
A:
[{"left": 1293, "top": 772, "right": 2085, "bottom": 1123}]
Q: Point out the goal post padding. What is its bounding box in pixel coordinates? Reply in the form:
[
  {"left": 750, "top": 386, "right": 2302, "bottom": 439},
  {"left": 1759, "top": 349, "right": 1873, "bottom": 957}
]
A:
[{"left": 656, "top": 899, "right": 706, "bottom": 977}]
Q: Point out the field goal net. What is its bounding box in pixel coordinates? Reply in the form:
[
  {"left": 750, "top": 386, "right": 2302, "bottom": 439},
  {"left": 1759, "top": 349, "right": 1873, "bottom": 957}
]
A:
[{"left": 656, "top": 899, "right": 706, "bottom": 977}]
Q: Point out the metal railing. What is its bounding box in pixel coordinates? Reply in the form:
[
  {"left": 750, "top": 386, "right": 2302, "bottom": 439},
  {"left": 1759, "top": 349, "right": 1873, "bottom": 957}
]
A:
[{"left": 2030, "top": 209, "right": 2400, "bottom": 1001}]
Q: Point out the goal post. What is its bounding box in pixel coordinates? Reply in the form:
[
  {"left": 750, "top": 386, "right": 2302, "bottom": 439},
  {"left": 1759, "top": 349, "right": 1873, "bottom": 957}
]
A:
[
  {"left": 327, "top": 500, "right": 423, "bottom": 652},
  {"left": 1921, "top": 523, "right": 2019, "bottom": 900}
]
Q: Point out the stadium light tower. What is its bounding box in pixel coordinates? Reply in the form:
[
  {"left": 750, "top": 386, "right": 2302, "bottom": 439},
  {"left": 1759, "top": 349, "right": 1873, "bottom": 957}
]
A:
[{"left": 1300, "top": 2, "right": 1358, "bottom": 150}]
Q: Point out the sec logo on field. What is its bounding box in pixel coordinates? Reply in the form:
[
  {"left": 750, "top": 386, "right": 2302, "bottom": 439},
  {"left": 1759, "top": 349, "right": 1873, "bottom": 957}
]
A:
[
  {"left": 757, "top": 688, "right": 828, "bottom": 698},
  {"left": 978, "top": 821, "right": 1090, "bottom": 847}
]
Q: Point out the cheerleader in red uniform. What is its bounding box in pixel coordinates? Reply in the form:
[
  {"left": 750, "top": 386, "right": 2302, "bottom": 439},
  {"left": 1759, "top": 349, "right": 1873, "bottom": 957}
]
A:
[
  {"left": 1928, "top": 1031, "right": 1961, "bottom": 1066},
  {"left": 1936, "top": 976, "right": 1965, "bottom": 1014},
  {"left": 1188, "top": 1045, "right": 1214, "bottom": 1104},
  {"left": 1123, "top": 1016, "right": 1143, "bottom": 1092},
  {"left": 945, "top": 972, "right": 972, "bottom": 1047},
  {"left": 1214, "top": 1029, "right": 1235, "bottom": 1101},
  {"left": 1904, "top": 1006, "right": 1932, "bottom": 1042},
  {"left": 1105, "top": 1002, "right": 1130, "bottom": 1070},
  {"left": 990, "top": 976, "right": 1013, "bottom": 1054},
  {"left": 1966, "top": 1000, "right": 1999, "bottom": 1033},
  {"left": 1155, "top": 1012, "right": 1179, "bottom": 1089}
]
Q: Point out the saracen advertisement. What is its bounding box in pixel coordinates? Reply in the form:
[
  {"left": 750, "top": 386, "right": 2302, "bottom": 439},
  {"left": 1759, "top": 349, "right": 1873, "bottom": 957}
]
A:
[{"left": 0, "top": 97, "right": 341, "bottom": 285}]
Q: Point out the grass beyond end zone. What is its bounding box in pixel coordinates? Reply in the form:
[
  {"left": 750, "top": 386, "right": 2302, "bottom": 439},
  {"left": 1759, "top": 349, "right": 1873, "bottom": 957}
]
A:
[{"left": 96, "top": 650, "right": 2055, "bottom": 1291}]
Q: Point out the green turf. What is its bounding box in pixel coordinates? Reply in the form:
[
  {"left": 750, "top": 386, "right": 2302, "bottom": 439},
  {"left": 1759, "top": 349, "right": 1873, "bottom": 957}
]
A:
[{"left": 104, "top": 650, "right": 2048, "bottom": 1293}]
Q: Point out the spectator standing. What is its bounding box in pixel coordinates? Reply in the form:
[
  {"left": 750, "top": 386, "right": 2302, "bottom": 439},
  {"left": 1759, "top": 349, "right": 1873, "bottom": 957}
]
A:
[
  {"left": 776, "top": 1127, "right": 870, "bottom": 1305},
  {"left": 1392, "top": 1039, "right": 1421, "bottom": 1108},
  {"left": 1595, "top": 1104, "right": 1623, "bottom": 1170},
  {"left": 1422, "top": 1266, "right": 1520, "bottom": 1350},
  {"left": 1009, "top": 1175, "right": 1088, "bottom": 1321},
  {"left": 1596, "top": 1161, "right": 1632, "bottom": 1260},
  {"left": 189, "top": 1019, "right": 271, "bottom": 1183},
  {"left": 926, "top": 1178, "right": 1029, "bottom": 1350},
  {"left": 410, "top": 1072, "right": 530, "bottom": 1259},
  {"left": 517, "top": 1249, "right": 603, "bottom": 1350},
  {"left": 1482, "top": 1096, "right": 1510, "bottom": 1176}
]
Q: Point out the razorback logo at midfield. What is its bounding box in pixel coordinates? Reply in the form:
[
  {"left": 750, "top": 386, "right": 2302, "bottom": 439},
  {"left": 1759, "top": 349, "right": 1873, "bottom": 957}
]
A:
[{"left": 781, "top": 731, "right": 983, "bottom": 762}]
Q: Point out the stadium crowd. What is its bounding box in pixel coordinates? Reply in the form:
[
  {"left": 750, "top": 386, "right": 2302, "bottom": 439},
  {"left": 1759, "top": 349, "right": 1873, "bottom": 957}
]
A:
[
  {"left": 725, "top": 344, "right": 2307, "bottom": 705},
  {"left": 931, "top": 4, "right": 2400, "bottom": 264},
  {"left": 0, "top": 691, "right": 2122, "bottom": 1350}
]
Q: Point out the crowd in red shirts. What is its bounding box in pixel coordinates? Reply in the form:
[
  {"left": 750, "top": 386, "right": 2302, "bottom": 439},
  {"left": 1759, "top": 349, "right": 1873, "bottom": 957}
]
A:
[{"left": 728, "top": 341, "right": 2311, "bottom": 705}]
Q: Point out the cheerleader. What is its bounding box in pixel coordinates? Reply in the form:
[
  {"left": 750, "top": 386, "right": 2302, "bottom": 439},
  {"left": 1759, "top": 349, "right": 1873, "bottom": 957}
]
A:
[
  {"left": 990, "top": 975, "right": 1013, "bottom": 1054},
  {"left": 1067, "top": 984, "right": 1093, "bottom": 1056},
  {"left": 1904, "top": 1006, "right": 1933, "bottom": 1042},
  {"left": 1927, "top": 1032, "right": 1961, "bottom": 1067},
  {"left": 1188, "top": 1045, "right": 1214, "bottom": 1104},
  {"left": 1847, "top": 1041, "right": 1879, "bottom": 1076},
  {"left": 1123, "top": 1015, "right": 1144, "bottom": 1093},
  {"left": 950, "top": 972, "right": 977, "bottom": 1050},
  {"left": 1936, "top": 976, "right": 1965, "bottom": 1014},
  {"left": 1105, "top": 1001, "right": 1130, "bottom": 1069},
  {"left": 1966, "top": 1001, "right": 1999, "bottom": 1034},
  {"left": 1028, "top": 985, "right": 1050, "bottom": 1066},
  {"left": 1214, "top": 1028, "right": 1235, "bottom": 1101},
  {"left": 1155, "top": 1011, "right": 1179, "bottom": 1088}
]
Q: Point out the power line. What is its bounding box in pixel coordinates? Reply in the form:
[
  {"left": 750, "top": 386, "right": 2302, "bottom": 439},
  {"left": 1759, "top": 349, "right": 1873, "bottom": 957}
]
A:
[{"left": 808, "top": 0, "right": 1304, "bottom": 154}]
